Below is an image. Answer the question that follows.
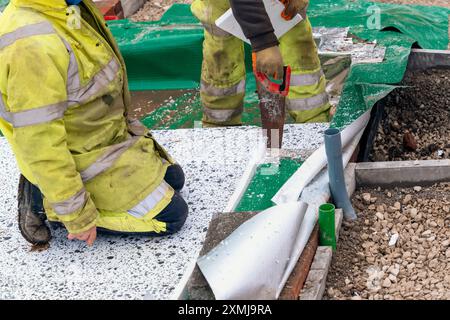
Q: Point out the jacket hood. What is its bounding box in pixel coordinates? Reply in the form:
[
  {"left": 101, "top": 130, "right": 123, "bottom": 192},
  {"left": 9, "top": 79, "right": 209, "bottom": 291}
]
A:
[{"left": 11, "top": 0, "right": 72, "bottom": 10}]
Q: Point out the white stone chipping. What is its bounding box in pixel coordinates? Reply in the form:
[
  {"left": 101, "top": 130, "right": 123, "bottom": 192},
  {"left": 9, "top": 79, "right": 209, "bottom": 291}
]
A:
[{"left": 0, "top": 124, "right": 327, "bottom": 300}]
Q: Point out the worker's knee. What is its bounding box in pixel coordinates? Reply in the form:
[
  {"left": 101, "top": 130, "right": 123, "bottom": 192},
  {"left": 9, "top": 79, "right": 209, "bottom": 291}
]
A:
[
  {"left": 202, "top": 33, "right": 246, "bottom": 86},
  {"left": 155, "top": 192, "right": 189, "bottom": 234},
  {"left": 164, "top": 164, "right": 186, "bottom": 191}
]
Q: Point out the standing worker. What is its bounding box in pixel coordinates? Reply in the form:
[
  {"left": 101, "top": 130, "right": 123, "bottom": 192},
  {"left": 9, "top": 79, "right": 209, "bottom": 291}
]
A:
[
  {"left": 191, "top": 0, "right": 331, "bottom": 127},
  {"left": 0, "top": 0, "right": 188, "bottom": 246}
]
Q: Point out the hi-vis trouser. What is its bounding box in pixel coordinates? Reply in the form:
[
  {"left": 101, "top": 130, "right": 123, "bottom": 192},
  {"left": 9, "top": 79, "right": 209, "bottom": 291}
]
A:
[{"left": 191, "top": 0, "right": 331, "bottom": 126}]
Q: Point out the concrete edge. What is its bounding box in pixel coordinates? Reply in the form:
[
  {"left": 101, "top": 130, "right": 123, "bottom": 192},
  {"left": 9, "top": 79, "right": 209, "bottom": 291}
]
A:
[
  {"left": 355, "top": 160, "right": 450, "bottom": 187},
  {"left": 407, "top": 49, "right": 450, "bottom": 71},
  {"left": 223, "top": 144, "right": 267, "bottom": 213},
  {"left": 345, "top": 163, "right": 357, "bottom": 199}
]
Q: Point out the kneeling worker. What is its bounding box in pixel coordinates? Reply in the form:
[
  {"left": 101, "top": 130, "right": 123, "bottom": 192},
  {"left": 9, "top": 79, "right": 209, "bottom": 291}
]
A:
[{"left": 0, "top": 0, "right": 189, "bottom": 246}]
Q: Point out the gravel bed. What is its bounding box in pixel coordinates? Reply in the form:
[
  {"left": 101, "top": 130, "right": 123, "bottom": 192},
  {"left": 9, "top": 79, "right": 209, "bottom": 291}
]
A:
[
  {"left": 325, "top": 184, "right": 450, "bottom": 300},
  {"left": 370, "top": 68, "right": 450, "bottom": 161}
]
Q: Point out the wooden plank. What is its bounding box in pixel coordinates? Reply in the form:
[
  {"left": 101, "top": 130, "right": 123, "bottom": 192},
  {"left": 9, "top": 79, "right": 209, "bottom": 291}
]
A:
[
  {"left": 299, "top": 209, "right": 343, "bottom": 300},
  {"left": 278, "top": 224, "right": 320, "bottom": 300},
  {"left": 284, "top": 210, "right": 342, "bottom": 301}
]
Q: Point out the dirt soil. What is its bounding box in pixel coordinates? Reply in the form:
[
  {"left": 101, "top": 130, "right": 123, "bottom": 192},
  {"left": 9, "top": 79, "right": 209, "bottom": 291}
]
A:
[
  {"left": 325, "top": 184, "right": 450, "bottom": 300},
  {"left": 131, "top": 0, "right": 193, "bottom": 22},
  {"left": 370, "top": 68, "right": 450, "bottom": 161},
  {"left": 129, "top": 89, "right": 195, "bottom": 119}
]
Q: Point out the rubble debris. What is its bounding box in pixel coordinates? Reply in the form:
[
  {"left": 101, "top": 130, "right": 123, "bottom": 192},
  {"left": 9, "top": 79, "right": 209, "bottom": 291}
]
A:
[
  {"left": 403, "top": 131, "right": 418, "bottom": 151},
  {"left": 131, "top": 0, "right": 192, "bottom": 22}
]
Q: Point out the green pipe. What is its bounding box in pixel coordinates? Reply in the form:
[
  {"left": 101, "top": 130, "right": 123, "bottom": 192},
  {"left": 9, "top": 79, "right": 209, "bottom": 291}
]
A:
[{"left": 319, "top": 203, "right": 336, "bottom": 250}]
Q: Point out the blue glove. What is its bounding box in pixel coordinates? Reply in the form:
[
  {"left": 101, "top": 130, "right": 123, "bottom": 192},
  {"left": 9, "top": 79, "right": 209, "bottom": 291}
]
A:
[{"left": 66, "top": 0, "right": 83, "bottom": 5}]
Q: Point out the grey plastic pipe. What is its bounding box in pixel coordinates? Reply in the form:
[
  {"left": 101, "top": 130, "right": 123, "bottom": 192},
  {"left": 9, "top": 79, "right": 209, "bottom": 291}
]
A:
[
  {"left": 272, "top": 110, "right": 370, "bottom": 205},
  {"left": 324, "top": 128, "right": 357, "bottom": 220}
]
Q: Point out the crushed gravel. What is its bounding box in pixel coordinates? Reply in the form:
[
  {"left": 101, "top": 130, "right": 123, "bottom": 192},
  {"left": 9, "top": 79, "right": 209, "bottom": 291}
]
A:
[
  {"left": 325, "top": 184, "right": 450, "bottom": 300},
  {"left": 370, "top": 68, "right": 450, "bottom": 161}
]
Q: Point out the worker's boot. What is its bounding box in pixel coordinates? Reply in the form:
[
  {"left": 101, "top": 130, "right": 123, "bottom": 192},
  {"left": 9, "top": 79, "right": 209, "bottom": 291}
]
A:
[{"left": 17, "top": 175, "right": 51, "bottom": 245}]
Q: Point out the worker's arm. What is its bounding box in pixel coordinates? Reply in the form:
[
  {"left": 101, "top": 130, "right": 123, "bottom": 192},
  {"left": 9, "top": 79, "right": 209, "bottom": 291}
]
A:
[
  {"left": 229, "top": 0, "right": 285, "bottom": 79},
  {"left": 229, "top": 0, "right": 279, "bottom": 52},
  {"left": 5, "top": 36, "right": 98, "bottom": 240}
]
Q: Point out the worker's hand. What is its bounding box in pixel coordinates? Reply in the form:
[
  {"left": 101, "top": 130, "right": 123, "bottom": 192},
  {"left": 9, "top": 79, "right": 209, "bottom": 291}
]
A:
[
  {"left": 255, "top": 46, "right": 284, "bottom": 80},
  {"left": 68, "top": 226, "right": 97, "bottom": 246},
  {"left": 281, "top": 0, "right": 309, "bottom": 20}
]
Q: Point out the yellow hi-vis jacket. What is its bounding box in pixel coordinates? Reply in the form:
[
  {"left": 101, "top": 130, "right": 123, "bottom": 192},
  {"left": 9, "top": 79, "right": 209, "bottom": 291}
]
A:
[{"left": 0, "top": 0, "right": 174, "bottom": 234}]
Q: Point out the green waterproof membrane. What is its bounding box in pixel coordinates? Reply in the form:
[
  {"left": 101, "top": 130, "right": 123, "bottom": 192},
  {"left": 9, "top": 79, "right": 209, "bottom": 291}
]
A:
[
  {"left": 0, "top": 0, "right": 448, "bottom": 133},
  {"left": 107, "top": 1, "right": 448, "bottom": 129},
  {"left": 235, "top": 158, "right": 303, "bottom": 212},
  {"left": 0, "top": 0, "right": 7, "bottom": 11}
]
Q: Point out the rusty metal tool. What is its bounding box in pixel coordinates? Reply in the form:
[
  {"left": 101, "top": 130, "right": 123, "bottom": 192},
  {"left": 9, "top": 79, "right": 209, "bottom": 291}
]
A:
[{"left": 252, "top": 54, "right": 292, "bottom": 149}]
